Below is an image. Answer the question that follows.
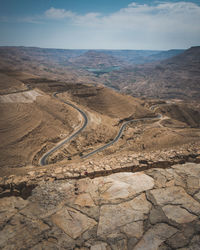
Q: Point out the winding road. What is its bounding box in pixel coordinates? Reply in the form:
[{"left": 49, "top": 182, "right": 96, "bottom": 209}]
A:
[
  {"left": 39, "top": 93, "right": 163, "bottom": 165},
  {"left": 2, "top": 83, "right": 166, "bottom": 166},
  {"left": 81, "top": 114, "right": 162, "bottom": 159},
  {"left": 39, "top": 93, "right": 88, "bottom": 166}
]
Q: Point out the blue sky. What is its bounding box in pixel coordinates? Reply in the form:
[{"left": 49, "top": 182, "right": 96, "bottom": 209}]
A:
[{"left": 0, "top": 0, "right": 200, "bottom": 49}]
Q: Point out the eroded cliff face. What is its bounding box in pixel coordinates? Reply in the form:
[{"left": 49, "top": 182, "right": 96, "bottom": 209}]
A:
[{"left": 0, "top": 162, "right": 200, "bottom": 249}]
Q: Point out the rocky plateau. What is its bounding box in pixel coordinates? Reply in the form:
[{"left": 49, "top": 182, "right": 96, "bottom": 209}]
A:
[{"left": 1, "top": 162, "right": 200, "bottom": 249}]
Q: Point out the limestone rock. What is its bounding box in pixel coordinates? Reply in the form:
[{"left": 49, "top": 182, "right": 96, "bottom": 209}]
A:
[
  {"left": 194, "top": 190, "right": 200, "bottom": 202},
  {"left": 149, "top": 207, "right": 166, "bottom": 224},
  {"left": 90, "top": 242, "right": 109, "bottom": 250},
  {"left": 51, "top": 206, "right": 97, "bottom": 239},
  {"left": 162, "top": 205, "right": 197, "bottom": 223},
  {"left": 0, "top": 196, "right": 29, "bottom": 228},
  {"left": 31, "top": 240, "right": 60, "bottom": 250},
  {"left": 172, "top": 163, "right": 200, "bottom": 193},
  {"left": 128, "top": 238, "right": 139, "bottom": 249},
  {"left": 148, "top": 186, "right": 200, "bottom": 215},
  {"left": 158, "top": 243, "right": 172, "bottom": 250},
  {"left": 96, "top": 172, "right": 154, "bottom": 204},
  {"left": 1, "top": 163, "right": 200, "bottom": 249},
  {"left": 166, "top": 232, "right": 190, "bottom": 248},
  {"left": 76, "top": 178, "right": 99, "bottom": 204},
  {"left": 0, "top": 214, "right": 49, "bottom": 249},
  {"left": 121, "top": 221, "right": 143, "bottom": 239},
  {"left": 97, "top": 193, "right": 151, "bottom": 236},
  {"left": 109, "top": 238, "right": 127, "bottom": 250},
  {"left": 134, "top": 223, "right": 177, "bottom": 250},
  {"left": 75, "top": 193, "right": 96, "bottom": 207},
  {"left": 189, "top": 235, "right": 200, "bottom": 250},
  {"left": 0, "top": 196, "right": 28, "bottom": 210}
]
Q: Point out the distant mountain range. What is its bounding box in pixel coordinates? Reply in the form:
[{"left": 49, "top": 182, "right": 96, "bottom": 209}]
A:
[
  {"left": 68, "top": 50, "right": 126, "bottom": 68},
  {"left": 0, "top": 46, "right": 199, "bottom": 100},
  {"left": 0, "top": 46, "right": 184, "bottom": 68},
  {"left": 99, "top": 49, "right": 185, "bottom": 64},
  {"left": 104, "top": 46, "right": 200, "bottom": 100}
]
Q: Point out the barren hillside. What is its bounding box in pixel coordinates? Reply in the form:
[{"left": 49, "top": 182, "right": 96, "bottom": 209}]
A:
[
  {"left": 0, "top": 73, "right": 83, "bottom": 171},
  {"left": 0, "top": 46, "right": 200, "bottom": 175},
  {"left": 69, "top": 50, "right": 125, "bottom": 68},
  {"left": 103, "top": 46, "right": 200, "bottom": 100}
]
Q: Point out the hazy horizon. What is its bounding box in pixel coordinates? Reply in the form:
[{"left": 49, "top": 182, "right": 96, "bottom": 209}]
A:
[{"left": 0, "top": 45, "right": 189, "bottom": 51}]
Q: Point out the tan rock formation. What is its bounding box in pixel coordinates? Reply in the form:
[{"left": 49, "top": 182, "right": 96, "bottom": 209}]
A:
[{"left": 0, "top": 163, "right": 200, "bottom": 249}]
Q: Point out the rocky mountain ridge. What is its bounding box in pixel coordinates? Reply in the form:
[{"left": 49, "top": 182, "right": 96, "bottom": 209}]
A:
[{"left": 104, "top": 46, "right": 200, "bottom": 100}]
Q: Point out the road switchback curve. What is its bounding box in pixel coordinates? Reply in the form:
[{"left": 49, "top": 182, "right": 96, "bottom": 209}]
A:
[
  {"left": 39, "top": 92, "right": 163, "bottom": 164},
  {"left": 39, "top": 93, "right": 88, "bottom": 166},
  {"left": 81, "top": 114, "right": 162, "bottom": 159}
]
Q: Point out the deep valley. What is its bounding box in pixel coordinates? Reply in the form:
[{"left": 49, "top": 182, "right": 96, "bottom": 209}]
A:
[{"left": 0, "top": 46, "right": 200, "bottom": 250}]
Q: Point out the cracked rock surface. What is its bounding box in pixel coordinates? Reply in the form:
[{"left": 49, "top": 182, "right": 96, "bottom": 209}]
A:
[{"left": 0, "top": 163, "right": 200, "bottom": 249}]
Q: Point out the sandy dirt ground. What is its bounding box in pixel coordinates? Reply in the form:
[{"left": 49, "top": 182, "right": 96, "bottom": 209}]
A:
[
  {"left": 0, "top": 90, "right": 42, "bottom": 103},
  {"left": 0, "top": 91, "right": 80, "bottom": 171}
]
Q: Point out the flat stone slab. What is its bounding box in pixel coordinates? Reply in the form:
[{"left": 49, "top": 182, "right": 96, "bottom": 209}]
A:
[
  {"left": 134, "top": 223, "right": 177, "bottom": 250},
  {"left": 97, "top": 193, "right": 151, "bottom": 236},
  {"left": 51, "top": 206, "right": 97, "bottom": 239},
  {"left": 148, "top": 186, "right": 200, "bottom": 215},
  {"left": 74, "top": 193, "right": 96, "bottom": 207},
  {"left": 162, "top": 205, "right": 197, "bottom": 223},
  {"left": 94, "top": 172, "right": 154, "bottom": 204},
  {"left": 194, "top": 191, "right": 200, "bottom": 202},
  {"left": 1, "top": 163, "right": 200, "bottom": 249}
]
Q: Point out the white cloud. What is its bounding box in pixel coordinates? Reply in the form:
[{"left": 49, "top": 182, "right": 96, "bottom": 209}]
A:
[
  {"left": 44, "top": 7, "right": 102, "bottom": 25},
  {"left": 42, "top": 2, "right": 200, "bottom": 49},
  {"left": 44, "top": 2, "right": 200, "bottom": 31},
  {"left": 45, "top": 7, "right": 75, "bottom": 19},
  {"left": 99, "top": 2, "right": 200, "bottom": 30},
  {"left": 73, "top": 12, "right": 102, "bottom": 25},
  {"left": 2, "top": 2, "right": 200, "bottom": 49}
]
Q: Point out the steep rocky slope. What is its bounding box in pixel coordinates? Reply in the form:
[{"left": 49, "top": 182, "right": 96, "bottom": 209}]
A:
[
  {"left": 0, "top": 71, "right": 156, "bottom": 168},
  {"left": 0, "top": 46, "right": 184, "bottom": 69},
  {"left": 1, "top": 46, "right": 199, "bottom": 100},
  {"left": 104, "top": 46, "right": 200, "bottom": 100},
  {"left": 0, "top": 92, "right": 80, "bottom": 170},
  {"left": 155, "top": 103, "right": 200, "bottom": 128},
  {"left": 102, "top": 49, "right": 184, "bottom": 64},
  {"left": 0, "top": 72, "right": 83, "bottom": 170},
  {"left": 68, "top": 50, "right": 125, "bottom": 68},
  {"left": 1, "top": 70, "right": 200, "bottom": 171},
  {"left": 60, "top": 85, "right": 152, "bottom": 119}
]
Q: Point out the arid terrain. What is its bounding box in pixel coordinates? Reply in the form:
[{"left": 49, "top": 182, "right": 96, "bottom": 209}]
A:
[
  {"left": 102, "top": 46, "right": 200, "bottom": 100},
  {"left": 0, "top": 46, "right": 200, "bottom": 249},
  {"left": 0, "top": 69, "right": 199, "bottom": 174}
]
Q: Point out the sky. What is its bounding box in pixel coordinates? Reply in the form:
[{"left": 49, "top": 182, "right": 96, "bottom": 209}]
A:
[{"left": 0, "top": 0, "right": 200, "bottom": 50}]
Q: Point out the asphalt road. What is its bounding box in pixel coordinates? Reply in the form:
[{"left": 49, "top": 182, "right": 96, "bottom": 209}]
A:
[
  {"left": 39, "top": 92, "right": 88, "bottom": 166},
  {"left": 6, "top": 84, "right": 164, "bottom": 164},
  {"left": 81, "top": 114, "right": 162, "bottom": 159},
  {"left": 39, "top": 93, "right": 163, "bottom": 164}
]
